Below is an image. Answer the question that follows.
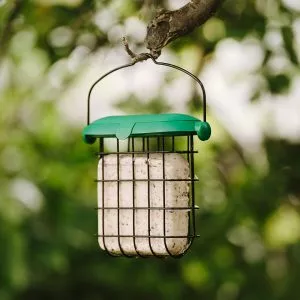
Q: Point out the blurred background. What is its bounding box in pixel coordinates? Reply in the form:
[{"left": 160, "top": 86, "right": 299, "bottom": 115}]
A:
[{"left": 1, "top": 0, "right": 300, "bottom": 299}]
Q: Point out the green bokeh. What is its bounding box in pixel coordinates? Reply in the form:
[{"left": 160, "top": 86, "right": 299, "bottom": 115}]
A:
[{"left": 0, "top": 1, "right": 300, "bottom": 300}]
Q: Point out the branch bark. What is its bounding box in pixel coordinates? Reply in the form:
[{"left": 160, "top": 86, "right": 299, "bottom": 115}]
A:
[{"left": 145, "top": 0, "right": 224, "bottom": 58}]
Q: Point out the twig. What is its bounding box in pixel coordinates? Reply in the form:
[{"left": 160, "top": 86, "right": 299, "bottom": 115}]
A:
[
  {"left": 122, "top": 36, "right": 136, "bottom": 59},
  {"left": 122, "top": 36, "right": 153, "bottom": 63}
]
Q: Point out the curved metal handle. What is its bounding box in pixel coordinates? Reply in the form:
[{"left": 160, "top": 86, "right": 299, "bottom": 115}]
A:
[{"left": 87, "top": 55, "right": 207, "bottom": 125}]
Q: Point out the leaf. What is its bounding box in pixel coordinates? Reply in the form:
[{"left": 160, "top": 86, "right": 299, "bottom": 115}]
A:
[
  {"left": 281, "top": 26, "right": 299, "bottom": 65},
  {"left": 267, "top": 74, "right": 290, "bottom": 94}
]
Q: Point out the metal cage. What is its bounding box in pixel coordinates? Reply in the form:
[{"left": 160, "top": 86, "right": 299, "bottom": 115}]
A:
[
  {"left": 82, "top": 55, "right": 211, "bottom": 258},
  {"left": 96, "top": 134, "right": 197, "bottom": 258}
]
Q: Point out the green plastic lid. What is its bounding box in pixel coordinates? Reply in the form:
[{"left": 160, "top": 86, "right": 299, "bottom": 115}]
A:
[{"left": 82, "top": 113, "right": 211, "bottom": 144}]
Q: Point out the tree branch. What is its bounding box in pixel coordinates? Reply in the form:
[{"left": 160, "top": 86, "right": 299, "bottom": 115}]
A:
[{"left": 145, "top": 0, "right": 224, "bottom": 58}]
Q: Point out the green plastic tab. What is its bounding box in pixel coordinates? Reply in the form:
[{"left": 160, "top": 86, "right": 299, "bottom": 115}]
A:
[
  {"left": 82, "top": 113, "right": 211, "bottom": 144},
  {"left": 195, "top": 121, "right": 211, "bottom": 141}
]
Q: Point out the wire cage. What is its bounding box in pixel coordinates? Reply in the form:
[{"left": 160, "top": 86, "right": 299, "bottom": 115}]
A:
[{"left": 82, "top": 56, "right": 211, "bottom": 258}]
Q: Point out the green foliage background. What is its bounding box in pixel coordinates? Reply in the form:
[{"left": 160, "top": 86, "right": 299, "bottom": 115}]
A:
[{"left": 1, "top": 1, "right": 300, "bottom": 299}]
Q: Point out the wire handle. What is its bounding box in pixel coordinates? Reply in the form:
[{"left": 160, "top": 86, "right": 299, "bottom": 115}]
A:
[{"left": 87, "top": 54, "right": 207, "bottom": 125}]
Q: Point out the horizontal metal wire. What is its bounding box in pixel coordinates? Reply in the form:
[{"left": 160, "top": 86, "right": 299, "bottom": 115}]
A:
[
  {"left": 96, "top": 150, "right": 198, "bottom": 156},
  {"left": 106, "top": 253, "right": 173, "bottom": 258},
  {"left": 94, "top": 178, "right": 198, "bottom": 183},
  {"left": 95, "top": 206, "right": 199, "bottom": 210},
  {"left": 96, "top": 234, "right": 200, "bottom": 238}
]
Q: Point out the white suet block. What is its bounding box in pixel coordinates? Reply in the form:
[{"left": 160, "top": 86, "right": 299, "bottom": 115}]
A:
[{"left": 97, "top": 153, "right": 191, "bottom": 256}]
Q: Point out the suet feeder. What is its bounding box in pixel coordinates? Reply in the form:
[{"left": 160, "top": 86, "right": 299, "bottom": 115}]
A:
[{"left": 82, "top": 56, "right": 211, "bottom": 258}]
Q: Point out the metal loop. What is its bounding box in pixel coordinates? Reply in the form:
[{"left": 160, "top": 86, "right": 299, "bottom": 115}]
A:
[{"left": 87, "top": 54, "right": 207, "bottom": 124}]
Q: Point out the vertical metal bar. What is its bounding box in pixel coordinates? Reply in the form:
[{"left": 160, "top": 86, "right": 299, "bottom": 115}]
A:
[
  {"left": 132, "top": 138, "right": 141, "bottom": 257},
  {"left": 190, "top": 135, "right": 196, "bottom": 243},
  {"left": 116, "top": 139, "right": 128, "bottom": 256},
  {"left": 100, "top": 138, "right": 109, "bottom": 253},
  {"left": 162, "top": 137, "right": 172, "bottom": 256},
  {"left": 147, "top": 137, "right": 155, "bottom": 256},
  {"left": 127, "top": 138, "right": 131, "bottom": 152},
  {"left": 187, "top": 136, "right": 190, "bottom": 162},
  {"left": 172, "top": 136, "right": 175, "bottom": 152}
]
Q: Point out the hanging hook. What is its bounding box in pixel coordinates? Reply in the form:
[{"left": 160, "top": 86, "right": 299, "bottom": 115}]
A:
[{"left": 87, "top": 54, "right": 207, "bottom": 125}]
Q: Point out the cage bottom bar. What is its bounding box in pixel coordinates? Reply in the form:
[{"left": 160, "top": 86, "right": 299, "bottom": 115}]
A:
[{"left": 96, "top": 235, "right": 200, "bottom": 238}]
